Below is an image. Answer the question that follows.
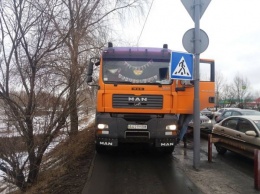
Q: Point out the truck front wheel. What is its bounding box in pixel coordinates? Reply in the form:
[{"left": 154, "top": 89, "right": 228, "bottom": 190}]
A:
[
  {"left": 96, "top": 144, "right": 107, "bottom": 154},
  {"left": 156, "top": 147, "right": 174, "bottom": 154}
]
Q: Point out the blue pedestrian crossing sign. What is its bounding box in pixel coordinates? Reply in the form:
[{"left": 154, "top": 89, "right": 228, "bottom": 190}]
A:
[{"left": 170, "top": 52, "right": 193, "bottom": 80}]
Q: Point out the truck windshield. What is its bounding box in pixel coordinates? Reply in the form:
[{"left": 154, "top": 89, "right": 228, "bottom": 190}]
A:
[{"left": 103, "top": 59, "right": 171, "bottom": 84}]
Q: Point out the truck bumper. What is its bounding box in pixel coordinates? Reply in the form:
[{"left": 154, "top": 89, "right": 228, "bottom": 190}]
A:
[
  {"left": 96, "top": 137, "right": 118, "bottom": 147},
  {"left": 95, "top": 113, "right": 178, "bottom": 147},
  {"left": 95, "top": 137, "right": 176, "bottom": 147}
]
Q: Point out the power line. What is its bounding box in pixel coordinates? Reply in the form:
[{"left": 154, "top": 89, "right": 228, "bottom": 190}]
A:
[{"left": 137, "top": 0, "right": 155, "bottom": 46}]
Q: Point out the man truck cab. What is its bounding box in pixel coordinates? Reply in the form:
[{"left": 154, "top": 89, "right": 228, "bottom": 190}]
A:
[{"left": 87, "top": 43, "right": 215, "bottom": 153}]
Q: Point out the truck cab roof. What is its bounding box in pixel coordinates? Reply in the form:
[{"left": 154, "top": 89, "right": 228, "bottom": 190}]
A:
[{"left": 102, "top": 46, "right": 172, "bottom": 61}]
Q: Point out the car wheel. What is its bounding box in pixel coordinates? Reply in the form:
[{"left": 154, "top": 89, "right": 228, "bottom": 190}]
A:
[{"left": 215, "top": 145, "right": 227, "bottom": 155}]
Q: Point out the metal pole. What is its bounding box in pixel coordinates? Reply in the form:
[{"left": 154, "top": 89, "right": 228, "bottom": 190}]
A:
[
  {"left": 208, "top": 134, "right": 212, "bottom": 162},
  {"left": 193, "top": 0, "right": 201, "bottom": 169}
]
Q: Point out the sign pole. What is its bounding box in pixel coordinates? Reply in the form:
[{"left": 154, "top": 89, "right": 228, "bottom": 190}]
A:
[
  {"left": 193, "top": 0, "right": 201, "bottom": 169},
  {"left": 181, "top": 0, "right": 211, "bottom": 170}
]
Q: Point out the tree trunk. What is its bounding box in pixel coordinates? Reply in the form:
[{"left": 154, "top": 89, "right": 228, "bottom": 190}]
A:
[{"left": 69, "top": 81, "right": 79, "bottom": 136}]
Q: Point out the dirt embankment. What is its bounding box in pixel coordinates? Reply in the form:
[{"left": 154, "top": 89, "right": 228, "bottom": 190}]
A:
[{"left": 11, "top": 127, "right": 95, "bottom": 194}]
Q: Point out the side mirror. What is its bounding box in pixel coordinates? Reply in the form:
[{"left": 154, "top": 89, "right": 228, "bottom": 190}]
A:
[
  {"left": 86, "top": 57, "right": 100, "bottom": 86},
  {"left": 86, "top": 75, "right": 93, "bottom": 83},
  {"left": 86, "top": 62, "right": 94, "bottom": 83},
  {"left": 245, "top": 130, "right": 257, "bottom": 137}
]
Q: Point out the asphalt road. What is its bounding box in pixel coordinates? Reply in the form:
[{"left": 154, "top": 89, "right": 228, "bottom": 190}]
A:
[
  {"left": 82, "top": 133, "right": 257, "bottom": 194},
  {"left": 82, "top": 144, "right": 204, "bottom": 194}
]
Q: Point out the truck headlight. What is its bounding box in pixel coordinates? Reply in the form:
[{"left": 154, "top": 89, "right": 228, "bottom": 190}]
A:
[
  {"left": 166, "top": 125, "right": 177, "bottom": 130},
  {"left": 97, "top": 124, "right": 109, "bottom": 130}
]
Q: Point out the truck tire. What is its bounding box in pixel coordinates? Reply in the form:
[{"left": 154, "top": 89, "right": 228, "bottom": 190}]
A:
[
  {"left": 96, "top": 144, "right": 107, "bottom": 154},
  {"left": 215, "top": 145, "right": 227, "bottom": 155},
  {"left": 156, "top": 147, "right": 174, "bottom": 154}
]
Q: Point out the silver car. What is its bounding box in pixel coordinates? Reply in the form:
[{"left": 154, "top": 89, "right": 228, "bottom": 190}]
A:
[
  {"left": 212, "top": 115, "right": 260, "bottom": 159},
  {"left": 189, "top": 113, "right": 213, "bottom": 133},
  {"left": 215, "top": 109, "right": 260, "bottom": 123},
  {"left": 213, "top": 108, "right": 241, "bottom": 121},
  {"left": 201, "top": 108, "right": 213, "bottom": 119}
]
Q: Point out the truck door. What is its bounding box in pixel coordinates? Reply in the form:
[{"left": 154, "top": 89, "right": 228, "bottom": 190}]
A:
[
  {"left": 199, "top": 59, "right": 215, "bottom": 110},
  {"left": 174, "top": 59, "right": 215, "bottom": 114}
]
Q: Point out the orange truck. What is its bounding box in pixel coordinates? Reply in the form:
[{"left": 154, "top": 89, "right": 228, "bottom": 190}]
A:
[{"left": 87, "top": 43, "right": 215, "bottom": 153}]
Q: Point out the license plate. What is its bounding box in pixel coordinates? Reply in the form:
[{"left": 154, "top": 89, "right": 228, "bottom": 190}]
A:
[{"left": 127, "top": 124, "right": 147, "bottom": 130}]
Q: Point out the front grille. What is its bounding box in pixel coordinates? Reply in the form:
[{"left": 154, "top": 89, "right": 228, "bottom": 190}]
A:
[
  {"left": 113, "top": 94, "right": 163, "bottom": 109},
  {"left": 123, "top": 114, "right": 151, "bottom": 122}
]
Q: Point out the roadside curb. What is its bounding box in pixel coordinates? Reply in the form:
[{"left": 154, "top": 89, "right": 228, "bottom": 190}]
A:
[{"left": 82, "top": 152, "right": 97, "bottom": 194}]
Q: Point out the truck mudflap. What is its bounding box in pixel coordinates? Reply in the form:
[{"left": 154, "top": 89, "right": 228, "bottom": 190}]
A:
[
  {"left": 96, "top": 137, "right": 118, "bottom": 147},
  {"left": 155, "top": 138, "right": 176, "bottom": 147}
]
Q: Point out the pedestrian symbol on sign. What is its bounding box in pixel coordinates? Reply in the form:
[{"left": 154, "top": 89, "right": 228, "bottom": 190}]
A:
[
  {"left": 172, "top": 57, "right": 191, "bottom": 77},
  {"left": 170, "top": 51, "right": 193, "bottom": 80}
]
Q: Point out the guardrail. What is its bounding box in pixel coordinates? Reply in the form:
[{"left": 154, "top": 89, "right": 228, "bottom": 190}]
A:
[
  {"left": 207, "top": 134, "right": 260, "bottom": 190},
  {"left": 254, "top": 149, "right": 260, "bottom": 190}
]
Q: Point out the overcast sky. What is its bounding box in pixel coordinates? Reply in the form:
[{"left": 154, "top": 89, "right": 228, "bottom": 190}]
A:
[{"left": 115, "top": 0, "right": 260, "bottom": 93}]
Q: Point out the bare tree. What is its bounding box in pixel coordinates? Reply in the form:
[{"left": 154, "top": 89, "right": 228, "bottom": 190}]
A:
[
  {"left": 220, "top": 83, "right": 236, "bottom": 107},
  {"left": 232, "top": 73, "right": 250, "bottom": 108},
  {"left": 0, "top": 0, "right": 70, "bottom": 191},
  {"left": 50, "top": 0, "right": 148, "bottom": 136},
  {"left": 215, "top": 71, "right": 226, "bottom": 109},
  {"left": 0, "top": 0, "right": 149, "bottom": 191}
]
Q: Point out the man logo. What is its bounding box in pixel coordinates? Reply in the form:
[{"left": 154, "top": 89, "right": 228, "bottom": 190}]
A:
[
  {"left": 161, "top": 143, "right": 174, "bottom": 147},
  {"left": 100, "top": 142, "right": 113, "bottom": 146},
  {"left": 128, "top": 97, "right": 147, "bottom": 102}
]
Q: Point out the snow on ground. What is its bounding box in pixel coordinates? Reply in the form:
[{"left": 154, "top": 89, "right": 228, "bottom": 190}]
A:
[{"left": 0, "top": 112, "right": 95, "bottom": 193}]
